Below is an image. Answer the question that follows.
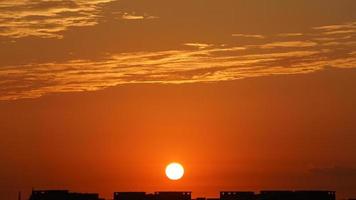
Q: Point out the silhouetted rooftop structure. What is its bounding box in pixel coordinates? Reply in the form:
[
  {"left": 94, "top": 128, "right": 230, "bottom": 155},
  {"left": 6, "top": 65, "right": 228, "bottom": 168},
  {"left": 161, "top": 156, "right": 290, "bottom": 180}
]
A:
[
  {"left": 113, "top": 191, "right": 191, "bottom": 200},
  {"left": 155, "top": 192, "right": 192, "bottom": 200},
  {"left": 260, "top": 191, "right": 296, "bottom": 200},
  {"left": 196, "top": 197, "right": 219, "bottom": 200},
  {"left": 29, "top": 190, "right": 103, "bottom": 200},
  {"left": 221, "top": 191, "right": 256, "bottom": 200},
  {"left": 114, "top": 192, "right": 146, "bottom": 200},
  {"left": 294, "top": 191, "right": 336, "bottom": 200},
  {"left": 220, "top": 191, "right": 335, "bottom": 200},
  {"left": 29, "top": 190, "right": 337, "bottom": 200}
]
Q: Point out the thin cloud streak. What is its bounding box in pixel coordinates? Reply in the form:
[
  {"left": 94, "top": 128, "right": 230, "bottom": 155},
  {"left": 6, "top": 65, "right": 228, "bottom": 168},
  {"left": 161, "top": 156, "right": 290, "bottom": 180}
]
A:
[
  {"left": 120, "top": 12, "right": 159, "bottom": 20},
  {"left": 258, "top": 41, "right": 318, "bottom": 49},
  {"left": 277, "top": 33, "right": 304, "bottom": 37},
  {"left": 0, "top": 0, "right": 115, "bottom": 38},
  {"left": 232, "top": 33, "right": 265, "bottom": 39},
  {"left": 0, "top": 21, "right": 355, "bottom": 100},
  {"left": 184, "top": 43, "right": 215, "bottom": 49}
]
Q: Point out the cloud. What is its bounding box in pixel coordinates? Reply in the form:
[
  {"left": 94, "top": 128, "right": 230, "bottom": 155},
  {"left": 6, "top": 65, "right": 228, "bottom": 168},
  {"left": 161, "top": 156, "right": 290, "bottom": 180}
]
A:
[
  {"left": 184, "top": 43, "right": 214, "bottom": 49},
  {"left": 323, "top": 30, "right": 356, "bottom": 35},
  {"left": 313, "top": 21, "right": 356, "bottom": 31},
  {"left": 313, "top": 21, "right": 356, "bottom": 36},
  {"left": 121, "top": 14, "right": 144, "bottom": 20},
  {"left": 259, "top": 41, "right": 317, "bottom": 49},
  {"left": 0, "top": 21, "right": 355, "bottom": 100},
  {"left": 0, "top": 0, "right": 159, "bottom": 38},
  {"left": 277, "top": 33, "right": 303, "bottom": 37},
  {"left": 0, "top": 0, "right": 115, "bottom": 38},
  {"left": 232, "top": 33, "right": 265, "bottom": 39},
  {"left": 120, "top": 12, "right": 159, "bottom": 20}
]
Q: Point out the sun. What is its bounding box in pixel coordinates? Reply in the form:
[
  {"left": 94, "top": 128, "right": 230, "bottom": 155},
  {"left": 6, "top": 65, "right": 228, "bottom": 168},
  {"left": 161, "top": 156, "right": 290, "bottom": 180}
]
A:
[{"left": 165, "top": 162, "right": 184, "bottom": 180}]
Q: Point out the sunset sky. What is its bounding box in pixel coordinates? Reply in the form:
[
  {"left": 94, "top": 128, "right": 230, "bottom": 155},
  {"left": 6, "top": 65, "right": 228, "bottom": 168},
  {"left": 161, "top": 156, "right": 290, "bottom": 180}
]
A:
[{"left": 1, "top": 1, "right": 356, "bottom": 200}]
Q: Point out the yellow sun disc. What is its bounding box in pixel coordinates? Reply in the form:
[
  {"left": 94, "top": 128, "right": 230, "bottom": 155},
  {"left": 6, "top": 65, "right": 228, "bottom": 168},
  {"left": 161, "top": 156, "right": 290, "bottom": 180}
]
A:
[{"left": 165, "top": 162, "right": 184, "bottom": 180}]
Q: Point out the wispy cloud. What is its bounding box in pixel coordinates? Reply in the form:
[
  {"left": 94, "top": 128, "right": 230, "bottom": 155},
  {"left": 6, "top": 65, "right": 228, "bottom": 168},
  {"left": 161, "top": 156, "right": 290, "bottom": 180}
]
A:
[
  {"left": 120, "top": 12, "right": 158, "bottom": 20},
  {"left": 0, "top": 0, "right": 115, "bottom": 38},
  {"left": 232, "top": 33, "right": 265, "bottom": 39},
  {"left": 183, "top": 43, "right": 214, "bottom": 49},
  {"left": 259, "top": 41, "right": 318, "bottom": 49},
  {"left": 277, "top": 33, "right": 303, "bottom": 37},
  {"left": 313, "top": 21, "right": 356, "bottom": 36},
  {"left": 313, "top": 21, "right": 356, "bottom": 31},
  {"left": 0, "top": 21, "right": 355, "bottom": 100}
]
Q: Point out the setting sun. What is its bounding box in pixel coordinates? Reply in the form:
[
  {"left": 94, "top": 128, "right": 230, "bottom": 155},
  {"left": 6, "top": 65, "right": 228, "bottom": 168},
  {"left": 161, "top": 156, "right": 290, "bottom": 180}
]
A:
[
  {"left": 1, "top": 0, "right": 356, "bottom": 199},
  {"left": 165, "top": 162, "right": 184, "bottom": 180}
]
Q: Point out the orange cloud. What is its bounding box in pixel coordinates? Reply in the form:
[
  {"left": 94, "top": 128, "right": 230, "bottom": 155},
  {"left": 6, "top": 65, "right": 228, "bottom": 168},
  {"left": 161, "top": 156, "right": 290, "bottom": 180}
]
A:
[
  {"left": 0, "top": 0, "right": 114, "bottom": 38},
  {"left": 232, "top": 33, "right": 265, "bottom": 39},
  {"left": 120, "top": 12, "right": 158, "bottom": 20},
  {"left": 0, "top": 21, "right": 355, "bottom": 100},
  {"left": 258, "top": 41, "right": 317, "bottom": 49}
]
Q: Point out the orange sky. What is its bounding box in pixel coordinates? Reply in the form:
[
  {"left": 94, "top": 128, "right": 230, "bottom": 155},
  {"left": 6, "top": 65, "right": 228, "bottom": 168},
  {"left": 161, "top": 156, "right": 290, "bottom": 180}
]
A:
[{"left": 1, "top": 1, "right": 356, "bottom": 200}]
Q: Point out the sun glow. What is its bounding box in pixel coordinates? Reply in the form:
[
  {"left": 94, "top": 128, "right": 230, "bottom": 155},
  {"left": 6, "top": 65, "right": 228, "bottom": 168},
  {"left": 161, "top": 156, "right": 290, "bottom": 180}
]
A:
[{"left": 165, "top": 162, "right": 184, "bottom": 180}]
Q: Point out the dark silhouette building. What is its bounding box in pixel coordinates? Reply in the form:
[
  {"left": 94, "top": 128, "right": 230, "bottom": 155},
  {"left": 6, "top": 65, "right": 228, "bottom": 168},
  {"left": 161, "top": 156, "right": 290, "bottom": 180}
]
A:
[
  {"left": 114, "top": 192, "right": 191, "bottom": 200},
  {"left": 155, "top": 192, "right": 191, "bottom": 200},
  {"left": 260, "top": 191, "right": 296, "bottom": 200},
  {"left": 221, "top": 192, "right": 256, "bottom": 200},
  {"left": 29, "top": 190, "right": 336, "bottom": 200},
  {"left": 114, "top": 192, "right": 146, "bottom": 200},
  {"left": 220, "top": 191, "right": 335, "bottom": 200},
  {"left": 196, "top": 198, "right": 219, "bottom": 200},
  {"left": 29, "top": 190, "right": 103, "bottom": 200},
  {"left": 294, "top": 191, "right": 336, "bottom": 200}
]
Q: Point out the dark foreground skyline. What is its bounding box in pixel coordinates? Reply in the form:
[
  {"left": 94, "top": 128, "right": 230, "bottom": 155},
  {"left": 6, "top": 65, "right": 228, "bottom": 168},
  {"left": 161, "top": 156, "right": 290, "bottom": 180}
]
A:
[{"left": 27, "top": 190, "right": 341, "bottom": 200}]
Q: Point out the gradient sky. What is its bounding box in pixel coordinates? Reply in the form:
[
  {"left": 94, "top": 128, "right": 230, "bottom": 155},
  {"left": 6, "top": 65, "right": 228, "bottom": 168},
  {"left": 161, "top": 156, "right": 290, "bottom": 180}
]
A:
[{"left": 1, "top": 1, "right": 356, "bottom": 200}]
